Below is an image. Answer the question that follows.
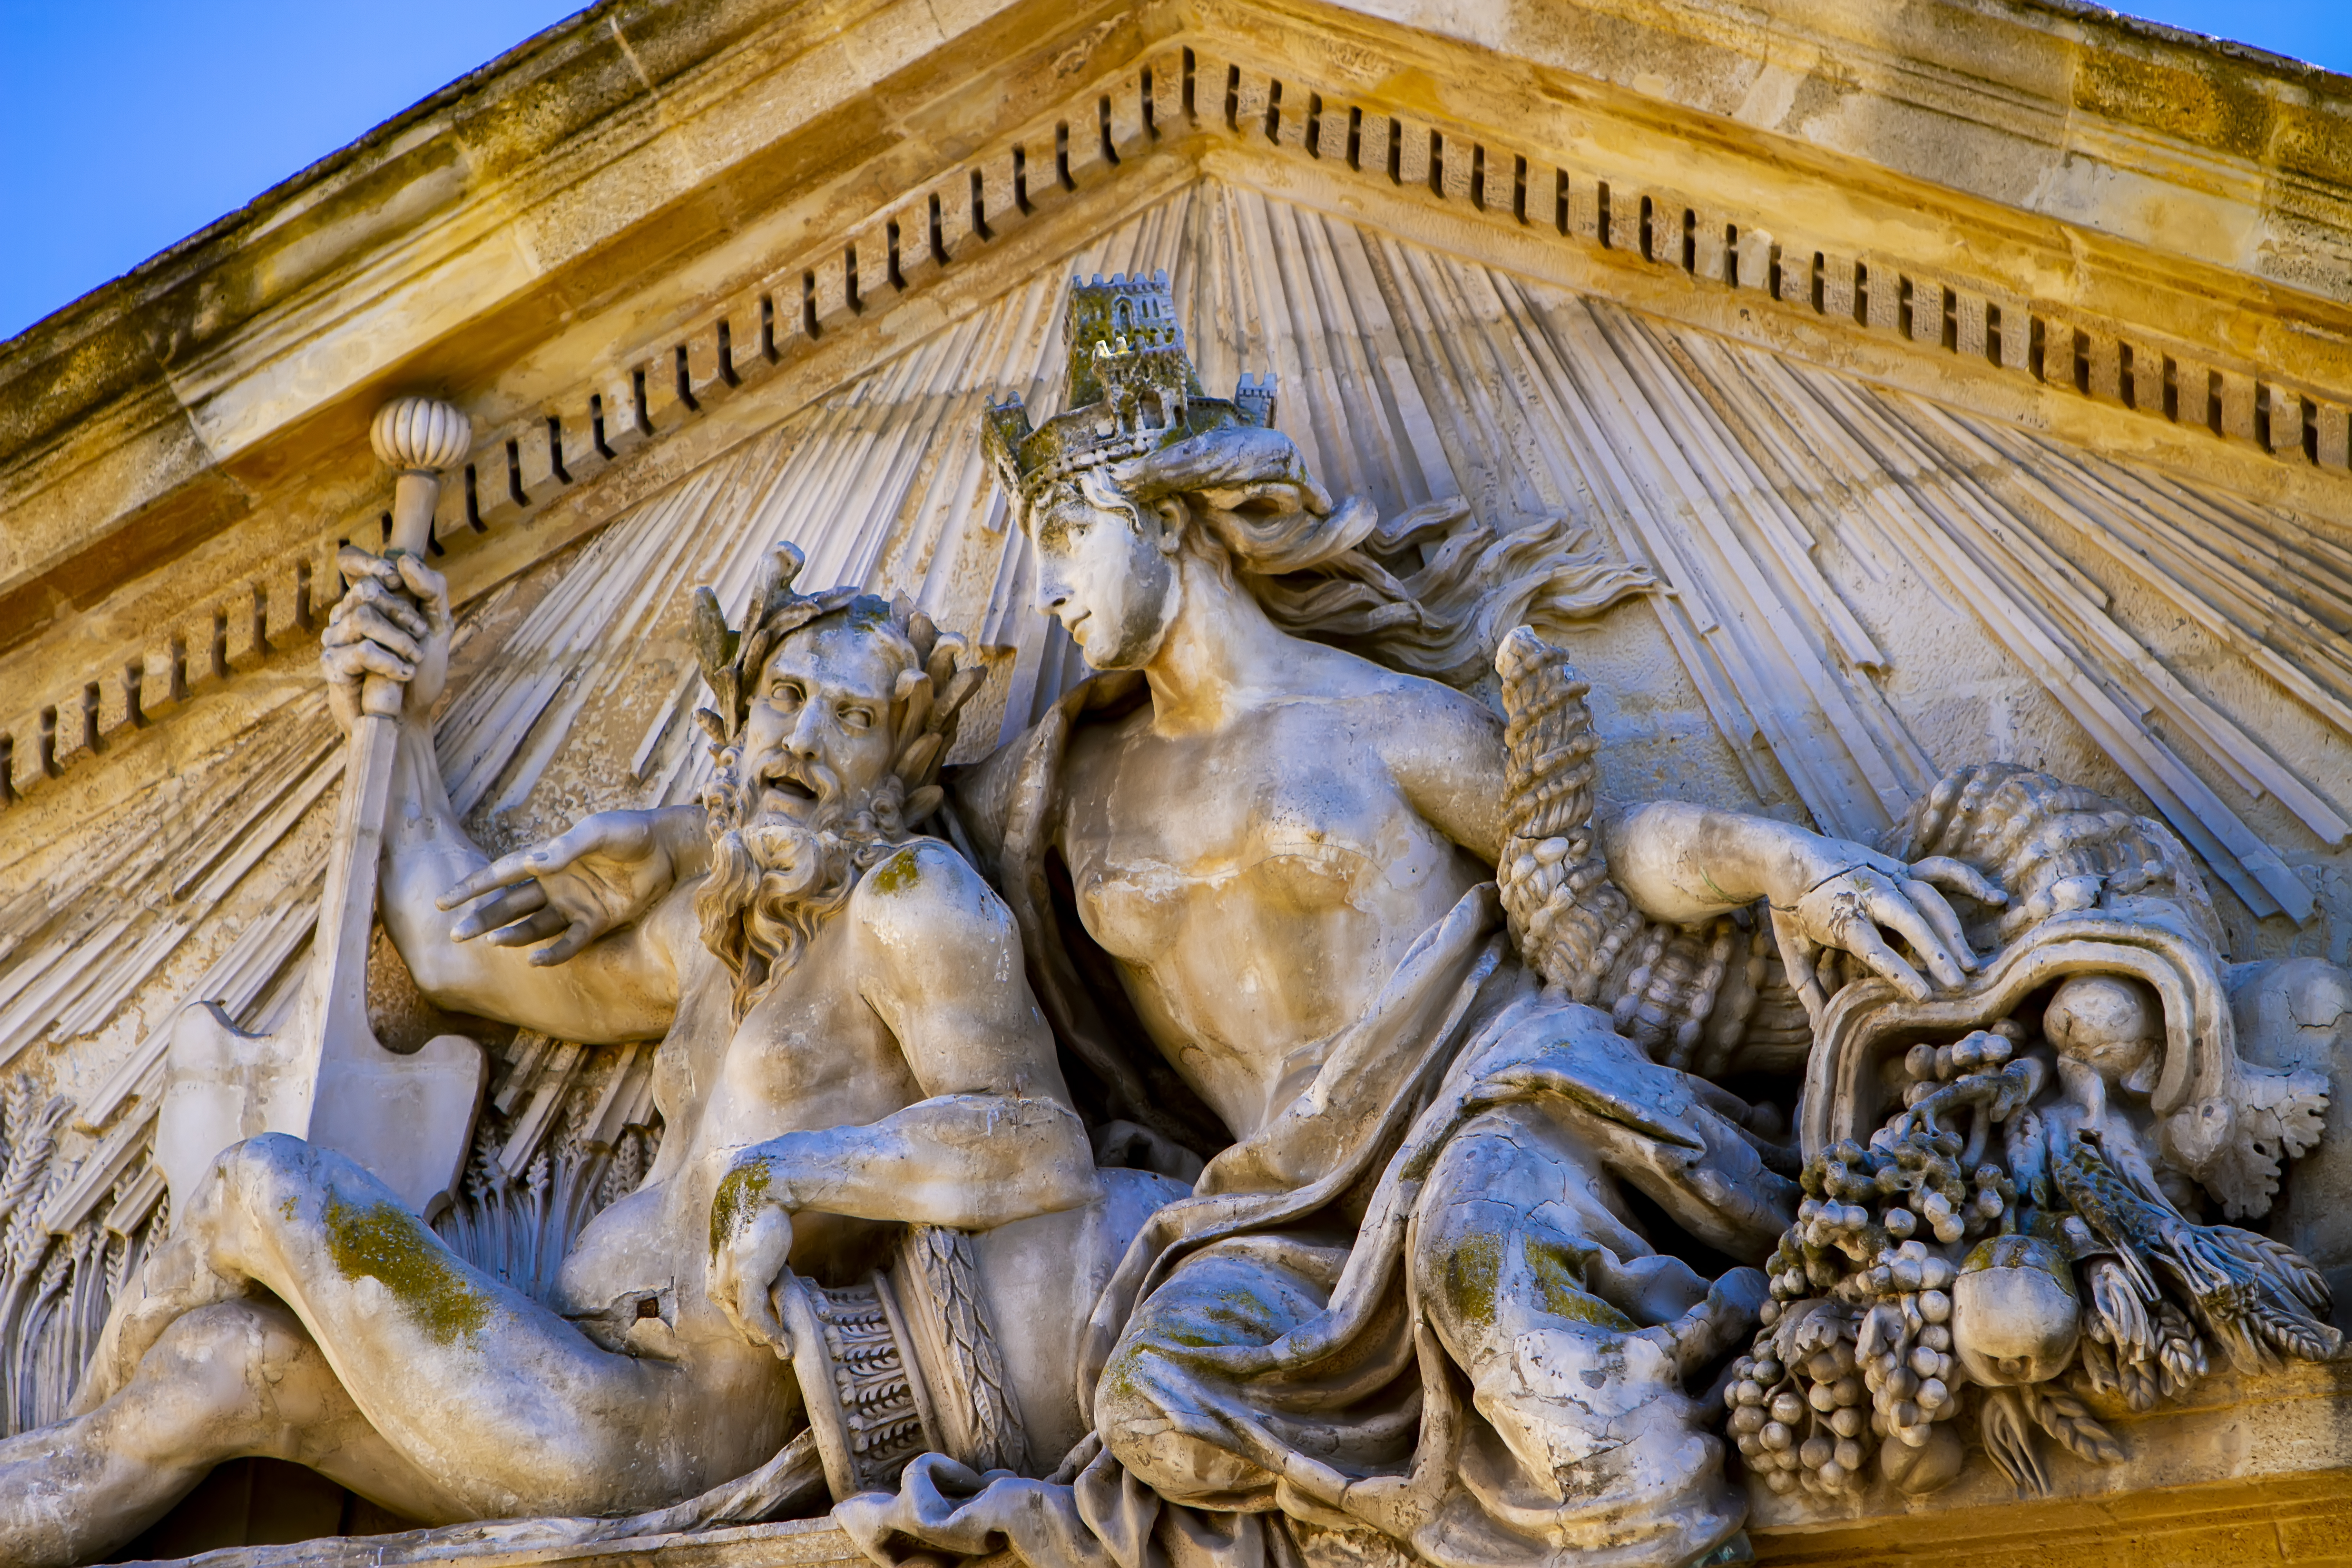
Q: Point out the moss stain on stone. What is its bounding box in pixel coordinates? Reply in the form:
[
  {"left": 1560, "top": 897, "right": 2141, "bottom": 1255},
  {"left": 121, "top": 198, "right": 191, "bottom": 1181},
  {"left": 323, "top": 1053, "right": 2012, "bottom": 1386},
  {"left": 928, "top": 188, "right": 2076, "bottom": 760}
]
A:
[
  {"left": 323, "top": 1196, "right": 492, "bottom": 1345},
  {"left": 710, "top": 1160, "right": 773, "bottom": 1253},
  {"left": 1152, "top": 1287, "right": 1280, "bottom": 1351},
  {"left": 869, "top": 846, "right": 922, "bottom": 896},
  {"left": 1444, "top": 1230, "right": 1503, "bottom": 1329},
  {"left": 1526, "top": 1241, "right": 1637, "bottom": 1331},
  {"left": 2078, "top": 49, "right": 2271, "bottom": 162}
]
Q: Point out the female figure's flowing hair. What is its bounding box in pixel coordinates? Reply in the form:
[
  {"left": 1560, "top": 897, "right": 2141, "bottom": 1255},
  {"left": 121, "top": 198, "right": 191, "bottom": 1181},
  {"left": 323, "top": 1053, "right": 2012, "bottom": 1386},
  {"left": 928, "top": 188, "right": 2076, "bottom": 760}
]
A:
[{"left": 1074, "top": 426, "right": 1654, "bottom": 688}]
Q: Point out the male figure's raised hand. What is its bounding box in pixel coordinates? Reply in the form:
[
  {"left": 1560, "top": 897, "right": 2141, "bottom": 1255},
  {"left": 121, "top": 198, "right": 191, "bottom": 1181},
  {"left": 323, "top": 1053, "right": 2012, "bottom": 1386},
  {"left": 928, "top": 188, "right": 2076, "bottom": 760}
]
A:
[{"left": 320, "top": 546, "right": 451, "bottom": 730}]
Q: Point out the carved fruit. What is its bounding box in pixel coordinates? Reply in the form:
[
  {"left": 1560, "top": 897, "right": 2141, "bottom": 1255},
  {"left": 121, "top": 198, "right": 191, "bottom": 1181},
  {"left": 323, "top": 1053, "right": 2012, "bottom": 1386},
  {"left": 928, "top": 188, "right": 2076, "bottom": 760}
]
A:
[
  {"left": 1877, "top": 1420, "right": 1965, "bottom": 1495},
  {"left": 2043, "top": 974, "right": 2162, "bottom": 1094},
  {"left": 1950, "top": 1235, "right": 2081, "bottom": 1387}
]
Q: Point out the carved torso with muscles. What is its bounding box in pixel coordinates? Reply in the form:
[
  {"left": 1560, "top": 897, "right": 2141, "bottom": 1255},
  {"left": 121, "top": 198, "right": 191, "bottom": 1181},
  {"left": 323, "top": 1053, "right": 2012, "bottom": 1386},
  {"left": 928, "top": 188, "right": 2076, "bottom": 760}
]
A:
[
  {"left": 0, "top": 552, "right": 1097, "bottom": 1568},
  {"left": 403, "top": 588, "right": 1097, "bottom": 1349},
  {"left": 1022, "top": 452, "right": 1991, "bottom": 1152},
  {"left": 1054, "top": 626, "right": 1504, "bottom": 1133},
  {"left": 397, "top": 567, "right": 1101, "bottom": 1429}
]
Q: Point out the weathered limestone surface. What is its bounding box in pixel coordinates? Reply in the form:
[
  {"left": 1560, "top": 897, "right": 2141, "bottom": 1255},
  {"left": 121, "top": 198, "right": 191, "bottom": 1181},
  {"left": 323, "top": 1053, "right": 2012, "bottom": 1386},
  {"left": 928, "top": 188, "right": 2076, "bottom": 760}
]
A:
[{"left": 4, "top": 2, "right": 2352, "bottom": 1566}]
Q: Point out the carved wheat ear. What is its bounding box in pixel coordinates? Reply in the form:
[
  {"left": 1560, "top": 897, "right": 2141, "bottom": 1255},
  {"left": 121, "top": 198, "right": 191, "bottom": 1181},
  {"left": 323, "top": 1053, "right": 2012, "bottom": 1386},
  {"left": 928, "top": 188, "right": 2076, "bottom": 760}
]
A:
[{"left": 745, "top": 541, "right": 806, "bottom": 627}]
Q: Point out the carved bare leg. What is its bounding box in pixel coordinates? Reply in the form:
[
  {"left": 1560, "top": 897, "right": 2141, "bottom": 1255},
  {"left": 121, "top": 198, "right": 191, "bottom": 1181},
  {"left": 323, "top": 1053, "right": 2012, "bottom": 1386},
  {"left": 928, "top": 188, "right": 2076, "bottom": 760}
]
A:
[
  {"left": 1411, "top": 1107, "right": 1749, "bottom": 1566},
  {"left": 0, "top": 1298, "right": 458, "bottom": 1568},
  {"left": 88, "top": 1133, "right": 753, "bottom": 1518}
]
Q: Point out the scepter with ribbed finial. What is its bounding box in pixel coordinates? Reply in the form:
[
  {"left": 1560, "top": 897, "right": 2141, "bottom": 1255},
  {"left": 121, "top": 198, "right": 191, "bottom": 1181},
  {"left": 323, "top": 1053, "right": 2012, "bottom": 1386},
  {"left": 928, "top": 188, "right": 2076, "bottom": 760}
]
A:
[
  {"left": 359, "top": 397, "right": 471, "bottom": 715},
  {"left": 155, "top": 395, "right": 487, "bottom": 1223}
]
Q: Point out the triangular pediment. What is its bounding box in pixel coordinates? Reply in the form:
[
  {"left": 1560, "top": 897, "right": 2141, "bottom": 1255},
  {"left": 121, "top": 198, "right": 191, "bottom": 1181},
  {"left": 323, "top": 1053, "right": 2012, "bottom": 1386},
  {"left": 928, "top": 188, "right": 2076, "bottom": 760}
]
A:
[{"left": 4, "top": 3, "right": 2352, "bottom": 1549}]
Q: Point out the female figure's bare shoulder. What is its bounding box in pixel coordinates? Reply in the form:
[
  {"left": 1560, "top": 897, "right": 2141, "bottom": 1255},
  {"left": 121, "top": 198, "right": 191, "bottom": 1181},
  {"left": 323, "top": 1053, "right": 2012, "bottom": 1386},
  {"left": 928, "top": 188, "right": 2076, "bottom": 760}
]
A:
[{"left": 1333, "top": 661, "right": 1507, "bottom": 761}]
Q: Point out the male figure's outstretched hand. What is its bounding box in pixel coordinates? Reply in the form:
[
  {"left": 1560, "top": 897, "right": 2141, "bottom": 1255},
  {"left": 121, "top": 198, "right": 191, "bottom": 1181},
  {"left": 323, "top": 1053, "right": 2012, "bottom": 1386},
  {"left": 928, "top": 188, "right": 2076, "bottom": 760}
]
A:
[{"left": 438, "top": 806, "right": 706, "bottom": 967}]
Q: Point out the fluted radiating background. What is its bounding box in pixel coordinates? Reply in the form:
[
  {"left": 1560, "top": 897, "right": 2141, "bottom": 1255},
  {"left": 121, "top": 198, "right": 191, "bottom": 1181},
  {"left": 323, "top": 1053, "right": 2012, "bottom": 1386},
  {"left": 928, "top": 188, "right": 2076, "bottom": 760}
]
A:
[{"left": 0, "top": 177, "right": 2346, "bottom": 1426}]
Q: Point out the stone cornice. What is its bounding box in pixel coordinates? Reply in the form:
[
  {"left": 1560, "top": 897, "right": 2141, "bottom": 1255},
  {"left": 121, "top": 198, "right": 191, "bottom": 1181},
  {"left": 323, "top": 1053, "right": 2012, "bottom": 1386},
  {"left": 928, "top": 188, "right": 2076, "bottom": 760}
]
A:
[
  {"left": 5, "top": 0, "right": 2352, "bottom": 808},
  {"left": 1338, "top": 0, "right": 2352, "bottom": 295},
  {"left": 0, "top": 0, "right": 1058, "bottom": 640}
]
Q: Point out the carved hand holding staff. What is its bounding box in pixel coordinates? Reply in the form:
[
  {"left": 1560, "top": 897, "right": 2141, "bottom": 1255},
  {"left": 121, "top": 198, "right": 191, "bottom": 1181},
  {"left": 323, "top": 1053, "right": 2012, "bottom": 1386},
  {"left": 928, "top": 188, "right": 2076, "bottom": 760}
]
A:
[{"left": 155, "top": 398, "right": 486, "bottom": 1218}]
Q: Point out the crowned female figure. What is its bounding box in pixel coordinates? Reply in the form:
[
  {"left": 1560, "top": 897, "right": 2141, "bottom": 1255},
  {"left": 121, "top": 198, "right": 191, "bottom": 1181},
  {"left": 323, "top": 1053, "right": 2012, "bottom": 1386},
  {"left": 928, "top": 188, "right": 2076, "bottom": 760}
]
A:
[{"left": 833, "top": 273, "right": 2001, "bottom": 1568}]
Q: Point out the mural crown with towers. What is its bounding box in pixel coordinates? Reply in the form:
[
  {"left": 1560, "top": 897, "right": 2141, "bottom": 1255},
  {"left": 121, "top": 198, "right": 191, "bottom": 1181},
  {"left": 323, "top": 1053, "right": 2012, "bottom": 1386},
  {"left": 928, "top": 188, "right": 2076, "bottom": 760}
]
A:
[{"left": 980, "top": 270, "right": 1275, "bottom": 515}]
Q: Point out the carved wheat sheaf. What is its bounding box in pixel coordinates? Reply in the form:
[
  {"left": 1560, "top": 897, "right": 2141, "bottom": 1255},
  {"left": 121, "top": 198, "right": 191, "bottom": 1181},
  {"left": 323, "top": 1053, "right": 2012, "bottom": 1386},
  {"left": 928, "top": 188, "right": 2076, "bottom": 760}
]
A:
[
  {"left": 432, "top": 1035, "right": 663, "bottom": 1307},
  {"left": 0, "top": 1075, "right": 167, "bottom": 1437},
  {"left": 904, "top": 1223, "right": 1031, "bottom": 1477},
  {"left": 1494, "top": 626, "right": 1645, "bottom": 1001}
]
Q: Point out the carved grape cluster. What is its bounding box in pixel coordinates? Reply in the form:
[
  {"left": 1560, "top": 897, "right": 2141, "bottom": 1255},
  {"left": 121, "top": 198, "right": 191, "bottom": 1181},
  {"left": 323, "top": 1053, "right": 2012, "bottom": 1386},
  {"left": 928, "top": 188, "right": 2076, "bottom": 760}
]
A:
[
  {"left": 1903, "top": 1029, "right": 2013, "bottom": 1092},
  {"left": 1723, "top": 1304, "right": 1870, "bottom": 1496},
  {"left": 1732, "top": 1053, "right": 2031, "bottom": 1497},
  {"left": 1760, "top": 1124, "right": 2010, "bottom": 1319},
  {"left": 1854, "top": 1267, "right": 1961, "bottom": 1448}
]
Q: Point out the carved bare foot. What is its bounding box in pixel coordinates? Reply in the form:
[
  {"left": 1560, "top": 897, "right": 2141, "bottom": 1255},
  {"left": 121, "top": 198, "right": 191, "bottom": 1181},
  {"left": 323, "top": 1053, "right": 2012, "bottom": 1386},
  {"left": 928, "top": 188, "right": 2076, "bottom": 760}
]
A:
[{"left": 1646, "top": 1266, "right": 1769, "bottom": 1380}]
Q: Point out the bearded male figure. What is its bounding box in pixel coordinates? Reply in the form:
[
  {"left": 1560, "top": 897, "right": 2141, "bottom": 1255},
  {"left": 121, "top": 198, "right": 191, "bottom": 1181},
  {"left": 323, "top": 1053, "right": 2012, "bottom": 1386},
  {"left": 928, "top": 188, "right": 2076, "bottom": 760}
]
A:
[{"left": 0, "top": 544, "right": 1167, "bottom": 1568}]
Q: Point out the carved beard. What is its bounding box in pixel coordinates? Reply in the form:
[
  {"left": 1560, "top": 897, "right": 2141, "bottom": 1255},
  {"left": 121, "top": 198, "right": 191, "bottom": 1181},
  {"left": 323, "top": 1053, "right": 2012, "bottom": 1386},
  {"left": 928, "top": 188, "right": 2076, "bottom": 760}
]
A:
[{"left": 697, "top": 744, "right": 904, "bottom": 1020}]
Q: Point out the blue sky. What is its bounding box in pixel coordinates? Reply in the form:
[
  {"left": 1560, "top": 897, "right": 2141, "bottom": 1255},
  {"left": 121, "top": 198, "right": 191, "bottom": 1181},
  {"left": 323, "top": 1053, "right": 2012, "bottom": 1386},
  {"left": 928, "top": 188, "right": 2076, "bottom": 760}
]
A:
[{"left": 0, "top": 1, "right": 2347, "bottom": 345}]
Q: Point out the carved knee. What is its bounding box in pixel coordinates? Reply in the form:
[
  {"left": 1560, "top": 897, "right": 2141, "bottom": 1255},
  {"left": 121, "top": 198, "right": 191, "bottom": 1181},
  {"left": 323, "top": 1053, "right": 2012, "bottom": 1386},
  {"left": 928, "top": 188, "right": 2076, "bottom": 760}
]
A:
[
  {"left": 147, "top": 1298, "right": 309, "bottom": 1381},
  {"left": 1096, "top": 1338, "right": 1279, "bottom": 1502},
  {"left": 1092, "top": 1249, "right": 1327, "bottom": 1503},
  {"left": 167, "top": 1132, "right": 313, "bottom": 1254},
  {"left": 100, "top": 1302, "right": 320, "bottom": 1465},
  {"left": 1414, "top": 1119, "right": 1586, "bottom": 1343},
  {"left": 88, "top": 1135, "right": 331, "bottom": 1405},
  {"left": 212, "top": 1132, "right": 323, "bottom": 1210}
]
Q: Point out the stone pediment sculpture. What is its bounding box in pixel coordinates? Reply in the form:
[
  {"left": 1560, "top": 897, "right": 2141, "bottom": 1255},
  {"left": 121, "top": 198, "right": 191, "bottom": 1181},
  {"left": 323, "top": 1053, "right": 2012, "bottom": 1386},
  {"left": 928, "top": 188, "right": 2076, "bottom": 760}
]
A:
[
  {"left": 4, "top": 4, "right": 2352, "bottom": 1567},
  {"left": 5, "top": 265, "right": 2349, "bottom": 1568}
]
